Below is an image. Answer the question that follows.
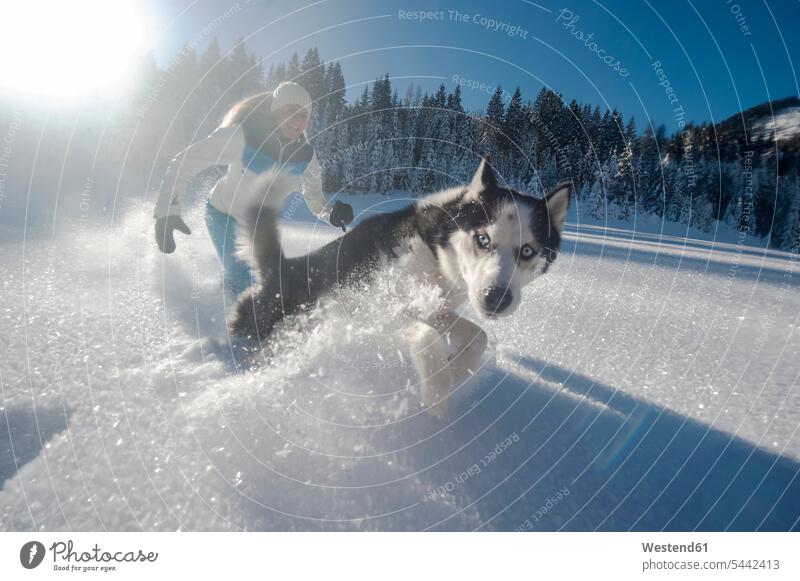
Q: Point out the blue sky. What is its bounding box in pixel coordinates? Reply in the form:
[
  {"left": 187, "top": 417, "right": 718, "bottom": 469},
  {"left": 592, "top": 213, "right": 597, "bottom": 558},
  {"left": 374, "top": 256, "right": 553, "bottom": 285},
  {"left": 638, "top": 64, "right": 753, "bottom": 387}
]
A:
[{"left": 149, "top": 0, "right": 799, "bottom": 131}]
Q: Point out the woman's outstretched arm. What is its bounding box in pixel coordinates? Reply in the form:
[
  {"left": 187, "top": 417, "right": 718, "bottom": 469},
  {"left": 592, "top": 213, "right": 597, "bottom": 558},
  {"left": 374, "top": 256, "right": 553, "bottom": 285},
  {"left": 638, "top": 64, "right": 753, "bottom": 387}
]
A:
[{"left": 154, "top": 125, "right": 245, "bottom": 219}]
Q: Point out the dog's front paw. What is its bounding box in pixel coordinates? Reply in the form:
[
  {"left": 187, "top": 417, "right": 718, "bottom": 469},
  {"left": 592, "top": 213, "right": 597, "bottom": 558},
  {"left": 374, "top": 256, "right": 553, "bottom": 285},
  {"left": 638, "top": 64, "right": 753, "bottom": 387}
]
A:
[
  {"left": 447, "top": 351, "right": 478, "bottom": 383},
  {"left": 406, "top": 320, "right": 455, "bottom": 417},
  {"left": 419, "top": 370, "right": 453, "bottom": 417},
  {"left": 447, "top": 326, "right": 488, "bottom": 382}
]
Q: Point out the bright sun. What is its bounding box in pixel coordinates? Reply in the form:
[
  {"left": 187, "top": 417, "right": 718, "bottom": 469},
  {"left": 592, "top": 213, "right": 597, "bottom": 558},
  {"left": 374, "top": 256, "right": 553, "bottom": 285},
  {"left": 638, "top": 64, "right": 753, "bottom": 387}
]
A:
[{"left": 0, "top": 0, "right": 149, "bottom": 100}]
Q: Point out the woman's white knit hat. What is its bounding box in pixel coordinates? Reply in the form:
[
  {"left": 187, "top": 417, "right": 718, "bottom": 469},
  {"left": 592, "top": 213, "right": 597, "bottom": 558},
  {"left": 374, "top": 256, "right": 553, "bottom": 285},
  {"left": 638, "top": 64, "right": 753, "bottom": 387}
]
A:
[{"left": 270, "top": 82, "right": 312, "bottom": 116}]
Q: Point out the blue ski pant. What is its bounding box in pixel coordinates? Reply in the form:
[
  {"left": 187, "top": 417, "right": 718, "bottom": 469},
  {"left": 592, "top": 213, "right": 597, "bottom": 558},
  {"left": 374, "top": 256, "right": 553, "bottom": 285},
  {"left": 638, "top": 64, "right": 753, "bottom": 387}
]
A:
[{"left": 204, "top": 199, "right": 253, "bottom": 297}]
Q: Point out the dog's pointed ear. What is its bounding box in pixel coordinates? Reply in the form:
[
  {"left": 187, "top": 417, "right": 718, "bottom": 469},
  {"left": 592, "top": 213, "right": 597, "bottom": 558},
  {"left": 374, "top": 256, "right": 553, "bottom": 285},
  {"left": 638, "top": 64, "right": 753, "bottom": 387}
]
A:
[
  {"left": 544, "top": 181, "right": 572, "bottom": 231},
  {"left": 469, "top": 157, "right": 498, "bottom": 192}
]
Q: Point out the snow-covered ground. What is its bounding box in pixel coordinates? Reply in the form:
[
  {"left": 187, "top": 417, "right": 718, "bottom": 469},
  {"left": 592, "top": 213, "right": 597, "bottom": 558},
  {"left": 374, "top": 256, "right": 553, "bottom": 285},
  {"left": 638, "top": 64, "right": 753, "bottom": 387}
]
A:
[{"left": 1, "top": 192, "right": 799, "bottom": 531}]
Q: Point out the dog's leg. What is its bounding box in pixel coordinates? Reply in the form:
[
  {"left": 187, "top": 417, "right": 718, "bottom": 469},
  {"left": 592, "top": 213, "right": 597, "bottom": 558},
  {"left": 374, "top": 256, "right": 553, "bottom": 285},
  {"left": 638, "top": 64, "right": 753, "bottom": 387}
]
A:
[
  {"left": 406, "top": 320, "right": 453, "bottom": 417},
  {"left": 431, "top": 313, "right": 488, "bottom": 382}
]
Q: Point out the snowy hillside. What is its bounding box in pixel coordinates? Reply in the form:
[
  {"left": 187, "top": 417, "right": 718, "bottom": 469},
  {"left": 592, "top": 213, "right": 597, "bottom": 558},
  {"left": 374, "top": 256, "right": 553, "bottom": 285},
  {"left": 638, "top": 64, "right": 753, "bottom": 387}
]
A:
[
  {"left": 1, "top": 194, "right": 799, "bottom": 531},
  {"left": 753, "top": 106, "right": 800, "bottom": 143}
]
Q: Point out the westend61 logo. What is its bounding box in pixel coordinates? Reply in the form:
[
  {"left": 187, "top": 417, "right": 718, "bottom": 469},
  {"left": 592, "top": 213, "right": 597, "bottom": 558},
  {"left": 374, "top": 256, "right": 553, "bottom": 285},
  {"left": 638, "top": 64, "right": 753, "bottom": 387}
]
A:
[{"left": 19, "top": 540, "right": 158, "bottom": 573}]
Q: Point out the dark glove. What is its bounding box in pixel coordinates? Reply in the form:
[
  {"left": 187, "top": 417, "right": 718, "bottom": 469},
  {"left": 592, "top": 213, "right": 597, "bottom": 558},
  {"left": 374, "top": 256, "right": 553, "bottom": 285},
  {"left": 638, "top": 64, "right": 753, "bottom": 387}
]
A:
[
  {"left": 155, "top": 215, "right": 191, "bottom": 254},
  {"left": 329, "top": 201, "right": 353, "bottom": 232}
]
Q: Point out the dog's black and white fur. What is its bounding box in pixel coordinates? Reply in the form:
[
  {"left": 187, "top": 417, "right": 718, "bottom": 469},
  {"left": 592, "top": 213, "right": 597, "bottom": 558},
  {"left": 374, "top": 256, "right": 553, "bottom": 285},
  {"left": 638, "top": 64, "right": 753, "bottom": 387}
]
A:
[{"left": 232, "top": 159, "right": 571, "bottom": 415}]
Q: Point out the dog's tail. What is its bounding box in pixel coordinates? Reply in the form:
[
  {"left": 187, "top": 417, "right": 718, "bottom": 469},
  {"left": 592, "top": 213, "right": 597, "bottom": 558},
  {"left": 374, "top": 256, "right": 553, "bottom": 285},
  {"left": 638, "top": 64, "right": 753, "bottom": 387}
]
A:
[{"left": 236, "top": 169, "right": 294, "bottom": 283}]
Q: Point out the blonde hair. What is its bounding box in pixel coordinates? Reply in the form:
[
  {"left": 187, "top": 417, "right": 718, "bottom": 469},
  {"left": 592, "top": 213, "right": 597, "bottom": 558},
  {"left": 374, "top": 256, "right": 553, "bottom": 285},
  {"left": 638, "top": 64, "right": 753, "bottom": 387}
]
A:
[{"left": 219, "top": 91, "right": 279, "bottom": 152}]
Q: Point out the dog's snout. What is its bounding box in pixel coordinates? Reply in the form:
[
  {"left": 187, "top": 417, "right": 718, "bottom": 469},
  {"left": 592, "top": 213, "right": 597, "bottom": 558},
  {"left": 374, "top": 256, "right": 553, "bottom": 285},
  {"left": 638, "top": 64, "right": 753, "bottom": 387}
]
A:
[{"left": 483, "top": 285, "right": 512, "bottom": 314}]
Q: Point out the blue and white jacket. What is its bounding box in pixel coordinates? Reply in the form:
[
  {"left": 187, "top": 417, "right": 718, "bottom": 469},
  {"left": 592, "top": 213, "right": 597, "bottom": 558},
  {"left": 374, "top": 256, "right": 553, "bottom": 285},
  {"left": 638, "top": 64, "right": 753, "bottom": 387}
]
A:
[{"left": 154, "top": 124, "right": 327, "bottom": 224}]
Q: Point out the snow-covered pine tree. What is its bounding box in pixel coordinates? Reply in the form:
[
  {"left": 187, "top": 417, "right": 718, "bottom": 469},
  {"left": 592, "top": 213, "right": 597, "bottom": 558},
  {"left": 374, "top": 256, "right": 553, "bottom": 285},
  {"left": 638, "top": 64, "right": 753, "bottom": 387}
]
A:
[
  {"left": 785, "top": 172, "right": 800, "bottom": 252},
  {"left": 610, "top": 118, "right": 636, "bottom": 221},
  {"left": 752, "top": 166, "right": 777, "bottom": 239},
  {"left": 688, "top": 158, "right": 716, "bottom": 232},
  {"left": 771, "top": 170, "right": 800, "bottom": 249},
  {"left": 503, "top": 87, "right": 526, "bottom": 163},
  {"left": 379, "top": 115, "right": 396, "bottom": 194},
  {"left": 446, "top": 84, "right": 463, "bottom": 112},
  {"left": 585, "top": 160, "right": 609, "bottom": 220},
  {"left": 634, "top": 126, "right": 663, "bottom": 215},
  {"left": 484, "top": 86, "right": 505, "bottom": 159},
  {"left": 299, "top": 49, "right": 326, "bottom": 141},
  {"left": 325, "top": 62, "right": 346, "bottom": 123},
  {"left": 286, "top": 52, "right": 301, "bottom": 80},
  {"left": 160, "top": 43, "right": 199, "bottom": 159},
  {"left": 300, "top": 48, "right": 326, "bottom": 102},
  {"left": 273, "top": 62, "right": 287, "bottom": 86},
  {"left": 337, "top": 120, "right": 355, "bottom": 194}
]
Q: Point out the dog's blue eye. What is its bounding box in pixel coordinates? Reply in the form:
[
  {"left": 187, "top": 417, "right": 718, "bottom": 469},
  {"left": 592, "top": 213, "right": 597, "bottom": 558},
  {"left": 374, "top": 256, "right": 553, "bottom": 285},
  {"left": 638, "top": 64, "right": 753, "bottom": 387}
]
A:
[
  {"left": 475, "top": 233, "right": 491, "bottom": 249},
  {"left": 520, "top": 244, "right": 536, "bottom": 260}
]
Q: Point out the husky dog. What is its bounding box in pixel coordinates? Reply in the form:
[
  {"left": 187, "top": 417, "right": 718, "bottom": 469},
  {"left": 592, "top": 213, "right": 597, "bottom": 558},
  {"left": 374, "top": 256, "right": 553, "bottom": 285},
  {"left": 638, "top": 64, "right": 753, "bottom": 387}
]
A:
[{"left": 232, "top": 159, "right": 571, "bottom": 415}]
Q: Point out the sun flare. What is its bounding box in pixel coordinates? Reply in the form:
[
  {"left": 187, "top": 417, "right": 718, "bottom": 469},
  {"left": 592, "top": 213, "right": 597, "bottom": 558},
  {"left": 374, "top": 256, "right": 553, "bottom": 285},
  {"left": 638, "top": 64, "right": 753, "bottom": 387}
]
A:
[{"left": 0, "top": 0, "right": 149, "bottom": 100}]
